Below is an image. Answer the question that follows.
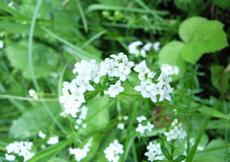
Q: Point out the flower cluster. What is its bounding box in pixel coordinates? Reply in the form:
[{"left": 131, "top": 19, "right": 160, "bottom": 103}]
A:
[
  {"left": 128, "top": 41, "right": 160, "bottom": 57},
  {"left": 59, "top": 53, "right": 135, "bottom": 129},
  {"left": 69, "top": 138, "right": 92, "bottom": 162},
  {"left": 164, "top": 119, "right": 187, "bottom": 142},
  {"left": 104, "top": 140, "right": 124, "bottom": 162},
  {"left": 136, "top": 115, "right": 154, "bottom": 135},
  {"left": 145, "top": 141, "right": 164, "bottom": 162},
  {"left": 100, "top": 52, "right": 134, "bottom": 82},
  {"left": 5, "top": 141, "right": 34, "bottom": 161},
  {"left": 134, "top": 61, "right": 178, "bottom": 103}
]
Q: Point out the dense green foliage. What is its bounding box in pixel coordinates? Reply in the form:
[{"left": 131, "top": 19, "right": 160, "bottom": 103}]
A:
[{"left": 0, "top": 0, "right": 229, "bottom": 162}]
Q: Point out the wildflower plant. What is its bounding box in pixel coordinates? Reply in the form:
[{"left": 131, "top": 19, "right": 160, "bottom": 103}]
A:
[{"left": 0, "top": 1, "right": 229, "bottom": 162}]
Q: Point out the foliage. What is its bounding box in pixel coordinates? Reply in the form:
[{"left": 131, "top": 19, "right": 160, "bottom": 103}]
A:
[{"left": 0, "top": 0, "right": 229, "bottom": 162}]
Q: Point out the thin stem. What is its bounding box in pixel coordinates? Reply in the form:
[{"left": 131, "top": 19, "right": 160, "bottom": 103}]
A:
[{"left": 0, "top": 94, "right": 57, "bottom": 102}]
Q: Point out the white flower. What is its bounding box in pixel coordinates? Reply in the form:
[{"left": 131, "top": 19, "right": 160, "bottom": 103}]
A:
[
  {"left": 5, "top": 154, "right": 15, "bottom": 161},
  {"left": 38, "top": 131, "right": 46, "bottom": 139},
  {"left": 28, "top": 89, "right": 38, "bottom": 99},
  {"left": 117, "top": 123, "right": 125, "bottom": 130},
  {"left": 143, "top": 42, "right": 153, "bottom": 52},
  {"left": 158, "top": 84, "right": 173, "bottom": 102},
  {"left": 164, "top": 119, "right": 186, "bottom": 142},
  {"left": 134, "top": 61, "right": 150, "bottom": 80},
  {"left": 128, "top": 41, "right": 143, "bottom": 56},
  {"left": 136, "top": 115, "right": 154, "bottom": 135},
  {"left": 47, "top": 136, "right": 59, "bottom": 145},
  {"left": 104, "top": 140, "right": 124, "bottom": 162},
  {"left": 145, "top": 141, "right": 164, "bottom": 162},
  {"left": 69, "top": 138, "right": 92, "bottom": 162},
  {"left": 128, "top": 41, "right": 157, "bottom": 57},
  {"left": 160, "top": 64, "right": 179, "bottom": 76},
  {"left": 0, "top": 40, "right": 4, "bottom": 49},
  {"left": 74, "top": 106, "right": 88, "bottom": 129},
  {"left": 59, "top": 81, "right": 85, "bottom": 118},
  {"left": 5, "top": 141, "right": 34, "bottom": 161},
  {"left": 104, "top": 81, "right": 124, "bottom": 98},
  {"left": 153, "top": 41, "right": 160, "bottom": 51},
  {"left": 101, "top": 53, "right": 134, "bottom": 81}
]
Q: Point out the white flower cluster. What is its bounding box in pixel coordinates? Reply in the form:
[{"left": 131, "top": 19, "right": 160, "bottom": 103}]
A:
[
  {"left": 69, "top": 138, "right": 92, "bottom": 162},
  {"left": 134, "top": 61, "right": 178, "bottom": 103},
  {"left": 128, "top": 41, "right": 160, "bottom": 57},
  {"left": 136, "top": 115, "right": 154, "bottom": 135},
  {"left": 145, "top": 141, "right": 164, "bottom": 162},
  {"left": 117, "top": 116, "right": 128, "bottom": 130},
  {"left": 100, "top": 52, "right": 134, "bottom": 82},
  {"left": 161, "top": 64, "right": 179, "bottom": 76},
  {"left": 104, "top": 140, "right": 124, "bottom": 162},
  {"left": 164, "top": 119, "right": 186, "bottom": 142},
  {"left": 59, "top": 53, "right": 134, "bottom": 128},
  {"left": 5, "top": 141, "right": 34, "bottom": 161}
]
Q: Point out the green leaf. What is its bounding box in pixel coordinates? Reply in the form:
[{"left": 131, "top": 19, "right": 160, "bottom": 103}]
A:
[
  {"left": 210, "top": 65, "right": 230, "bottom": 94},
  {"left": 161, "top": 145, "right": 172, "bottom": 160},
  {"left": 6, "top": 41, "right": 59, "bottom": 79},
  {"left": 198, "top": 106, "right": 230, "bottom": 120},
  {"left": 9, "top": 103, "right": 59, "bottom": 139},
  {"left": 28, "top": 137, "right": 73, "bottom": 162},
  {"left": 158, "top": 41, "right": 186, "bottom": 73},
  {"left": 194, "top": 139, "right": 229, "bottom": 162},
  {"left": 79, "top": 95, "right": 112, "bottom": 135},
  {"left": 174, "top": 155, "right": 186, "bottom": 162},
  {"left": 48, "top": 158, "right": 67, "bottom": 162},
  {"left": 210, "top": 0, "right": 230, "bottom": 9},
  {"left": 179, "top": 17, "right": 228, "bottom": 64}
]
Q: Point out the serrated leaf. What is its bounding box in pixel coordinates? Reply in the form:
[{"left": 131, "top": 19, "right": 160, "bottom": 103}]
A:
[
  {"left": 179, "top": 17, "right": 228, "bottom": 64},
  {"left": 6, "top": 41, "right": 59, "bottom": 79},
  {"left": 158, "top": 41, "right": 186, "bottom": 73}
]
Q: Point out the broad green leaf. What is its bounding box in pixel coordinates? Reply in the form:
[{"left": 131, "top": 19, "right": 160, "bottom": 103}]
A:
[
  {"left": 79, "top": 95, "right": 112, "bottom": 135},
  {"left": 9, "top": 103, "right": 59, "bottom": 139},
  {"left": 179, "top": 17, "right": 228, "bottom": 64},
  {"left": 158, "top": 41, "right": 186, "bottom": 73},
  {"left": 194, "top": 139, "right": 228, "bottom": 162},
  {"left": 210, "top": 65, "right": 230, "bottom": 94},
  {"left": 6, "top": 41, "right": 59, "bottom": 79},
  {"left": 198, "top": 106, "right": 230, "bottom": 120}
]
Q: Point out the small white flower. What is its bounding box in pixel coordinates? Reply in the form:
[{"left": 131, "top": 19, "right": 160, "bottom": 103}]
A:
[
  {"left": 5, "top": 154, "right": 15, "bottom": 161},
  {"left": 164, "top": 119, "right": 186, "bottom": 142},
  {"left": 104, "top": 81, "right": 124, "bottom": 98},
  {"left": 47, "top": 136, "right": 59, "bottom": 145},
  {"left": 134, "top": 61, "right": 150, "bottom": 80},
  {"left": 160, "top": 64, "right": 179, "bottom": 76},
  {"left": 117, "top": 123, "right": 125, "bottom": 130},
  {"left": 74, "top": 106, "right": 88, "bottom": 129},
  {"left": 136, "top": 115, "right": 154, "bottom": 135},
  {"left": 145, "top": 141, "right": 164, "bottom": 162},
  {"left": 69, "top": 138, "right": 92, "bottom": 162},
  {"left": 153, "top": 41, "right": 160, "bottom": 51},
  {"left": 38, "top": 131, "right": 46, "bottom": 139},
  {"left": 28, "top": 89, "right": 38, "bottom": 99},
  {"left": 104, "top": 140, "right": 124, "bottom": 162},
  {"left": 0, "top": 40, "right": 4, "bottom": 49},
  {"left": 128, "top": 41, "right": 143, "bottom": 56},
  {"left": 5, "top": 141, "right": 34, "bottom": 161}
]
